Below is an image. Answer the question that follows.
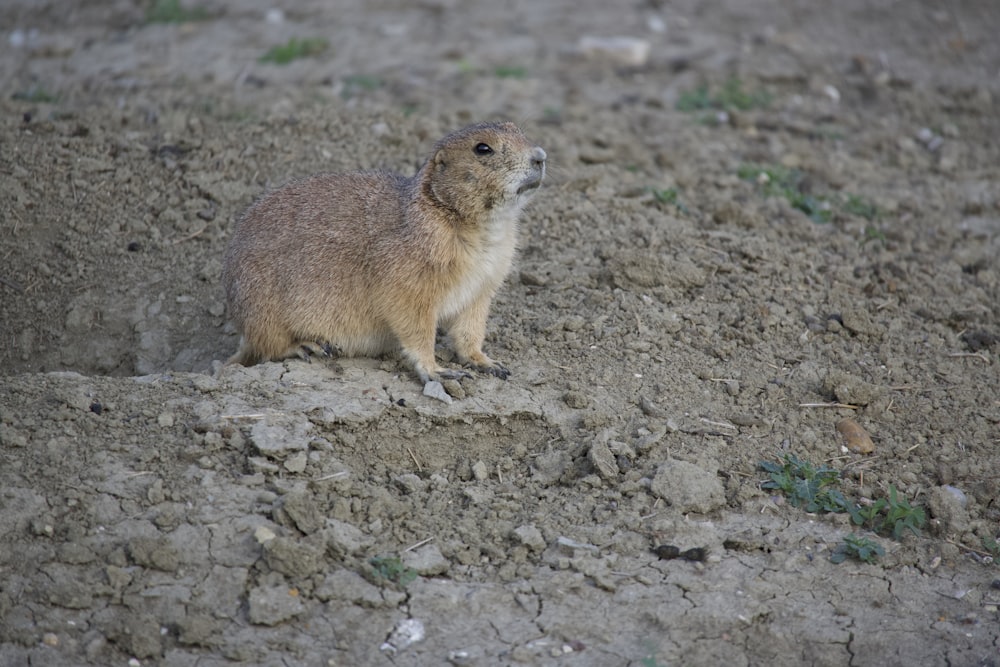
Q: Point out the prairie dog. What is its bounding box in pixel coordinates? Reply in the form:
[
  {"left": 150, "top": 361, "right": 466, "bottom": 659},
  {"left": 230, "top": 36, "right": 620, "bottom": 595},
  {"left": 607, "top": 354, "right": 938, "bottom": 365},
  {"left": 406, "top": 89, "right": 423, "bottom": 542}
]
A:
[{"left": 222, "top": 121, "right": 546, "bottom": 383}]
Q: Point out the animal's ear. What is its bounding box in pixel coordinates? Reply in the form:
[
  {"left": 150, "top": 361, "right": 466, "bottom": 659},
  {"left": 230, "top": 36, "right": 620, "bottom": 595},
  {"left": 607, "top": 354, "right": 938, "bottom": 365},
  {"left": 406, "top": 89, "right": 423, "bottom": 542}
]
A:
[{"left": 432, "top": 149, "right": 447, "bottom": 172}]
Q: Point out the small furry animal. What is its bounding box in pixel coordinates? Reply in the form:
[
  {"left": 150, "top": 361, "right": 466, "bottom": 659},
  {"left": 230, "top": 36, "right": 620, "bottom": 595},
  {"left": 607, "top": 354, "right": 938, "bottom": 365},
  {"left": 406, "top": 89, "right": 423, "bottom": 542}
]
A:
[{"left": 222, "top": 121, "right": 546, "bottom": 384}]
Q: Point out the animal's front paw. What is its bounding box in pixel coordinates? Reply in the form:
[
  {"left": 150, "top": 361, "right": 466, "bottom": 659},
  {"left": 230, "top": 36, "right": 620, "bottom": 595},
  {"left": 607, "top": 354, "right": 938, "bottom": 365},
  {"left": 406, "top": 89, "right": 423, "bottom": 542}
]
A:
[
  {"left": 435, "top": 368, "right": 474, "bottom": 381},
  {"left": 480, "top": 362, "right": 510, "bottom": 380}
]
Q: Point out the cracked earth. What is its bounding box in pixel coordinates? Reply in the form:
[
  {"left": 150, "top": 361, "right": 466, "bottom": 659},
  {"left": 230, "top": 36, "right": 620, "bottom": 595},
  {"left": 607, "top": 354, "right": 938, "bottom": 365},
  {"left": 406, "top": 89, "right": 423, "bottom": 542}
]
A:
[{"left": 2, "top": 0, "right": 1000, "bottom": 665}]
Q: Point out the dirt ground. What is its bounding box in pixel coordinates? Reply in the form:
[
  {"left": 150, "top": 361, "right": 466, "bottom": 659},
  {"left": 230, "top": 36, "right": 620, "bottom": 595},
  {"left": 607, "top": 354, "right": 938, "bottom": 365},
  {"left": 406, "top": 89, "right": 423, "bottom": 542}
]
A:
[{"left": 2, "top": 0, "right": 1000, "bottom": 665}]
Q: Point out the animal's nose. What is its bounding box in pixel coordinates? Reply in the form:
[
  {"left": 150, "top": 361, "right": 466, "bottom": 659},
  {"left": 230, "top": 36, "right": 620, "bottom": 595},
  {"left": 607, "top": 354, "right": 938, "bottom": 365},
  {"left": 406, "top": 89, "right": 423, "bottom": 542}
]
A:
[{"left": 531, "top": 147, "right": 547, "bottom": 167}]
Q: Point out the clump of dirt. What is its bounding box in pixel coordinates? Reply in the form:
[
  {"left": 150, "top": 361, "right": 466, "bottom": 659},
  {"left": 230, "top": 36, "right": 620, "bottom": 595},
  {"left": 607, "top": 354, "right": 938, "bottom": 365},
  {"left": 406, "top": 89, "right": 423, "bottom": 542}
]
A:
[{"left": 2, "top": 1, "right": 999, "bottom": 665}]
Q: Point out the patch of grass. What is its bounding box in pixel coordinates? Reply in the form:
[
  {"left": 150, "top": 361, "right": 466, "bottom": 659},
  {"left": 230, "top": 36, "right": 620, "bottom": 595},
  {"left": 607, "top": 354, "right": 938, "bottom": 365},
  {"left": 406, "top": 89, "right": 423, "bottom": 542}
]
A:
[
  {"left": 882, "top": 485, "right": 927, "bottom": 539},
  {"left": 737, "top": 164, "right": 883, "bottom": 226},
  {"left": 760, "top": 455, "right": 928, "bottom": 557},
  {"left": 737, "top": 163, "right": 833, "bottom": 223},
  {"left": 982, "top": 536, "right": 1000, "bottom": 565},
  {"left": 842, "top": 485, "right": 926, "bottom": 539},
  {"left": 863, "top": 224, "right": 887, "bottom": 243},
  {"left": 650, "top": 187, "right": 690, "bottom": 215},
  {"left": 760, "top": 454, "right": 846, "bottom": 513},
  {"left": 12, "top": 87, "right": 58, "bottom": 103},
  {"left": 259, "top": 37, "right": 329, "bottom": 65},
  {"left": 831, "top": 533, "right": 885, "bottom": 564},
  {"left": 370, "top": 555, "right": 417, "bottom": 587},
  {"left": 339, "top": 74, "right": 383, "bottom": 100},
  {"left": 676, "top": 77, "right": 771, "bottom": 113},
  {"left": 146, "top": 0, "right": 210, "bottom": 23},
  {"left": 842, "top": 194, "right": 879, "bottom": 221},
  {"left": 675, "top": 85, "right": 713, "bottom": 112},
  {"left": 494, "top": 65, "right": 528, "bottom": 79}
]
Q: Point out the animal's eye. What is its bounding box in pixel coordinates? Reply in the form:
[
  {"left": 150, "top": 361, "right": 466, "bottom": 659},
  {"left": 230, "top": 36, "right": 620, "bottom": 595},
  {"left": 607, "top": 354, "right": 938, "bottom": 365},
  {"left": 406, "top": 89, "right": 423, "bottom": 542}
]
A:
[{"left": 474, "top": 143, "right": 493, "bottom": 155}]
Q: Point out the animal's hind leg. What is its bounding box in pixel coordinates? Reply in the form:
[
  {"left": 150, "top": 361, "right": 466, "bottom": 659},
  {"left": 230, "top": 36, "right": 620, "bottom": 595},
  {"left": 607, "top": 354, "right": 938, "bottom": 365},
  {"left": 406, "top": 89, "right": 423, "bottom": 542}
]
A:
[{"left": 285, "top": 340, "right": 339, "bottom": 363}]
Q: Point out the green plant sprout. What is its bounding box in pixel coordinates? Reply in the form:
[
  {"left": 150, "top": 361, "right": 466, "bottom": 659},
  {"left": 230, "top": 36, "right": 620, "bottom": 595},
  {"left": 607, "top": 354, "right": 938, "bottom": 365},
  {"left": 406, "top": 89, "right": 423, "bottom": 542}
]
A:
[
  {"left": 831, "top": 533, "right": 885, "bottom": 564},
  {"left": 259, "top": 38, "right": 329, "bottom": 65},
  {"left": 370, "top": 555, "right": 417, "bottom": 587},
  {"left": 146, "top": 0, "right": 210, "bottom": 23}
]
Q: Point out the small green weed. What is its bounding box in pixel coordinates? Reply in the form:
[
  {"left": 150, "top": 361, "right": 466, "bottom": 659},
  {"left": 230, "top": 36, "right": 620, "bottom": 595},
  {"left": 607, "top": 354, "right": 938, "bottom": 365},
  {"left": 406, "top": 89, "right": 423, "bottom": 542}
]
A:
[
  {"left": 842, "top": 194, "right": 879, "bottom": 221},
  {"left": 737, "top": 163, "right": 833, "bottom": 223},
  {"left": 146, "top": 0, "right": 210, "bottom": 23},
  {"left": 651, "top": 187, "right": 690, "bottom": 215},
  {"left": 982, "top": 536, "right": 1000, "bottom": 565},
  {"left": 12, "top": 87, "right": 58, "bottom": 103},
  {"left": 863, "top": 224, "right": 887, "bottom": 243},
  {"left": 339, "top": 74, "right": 382, "bottom": 100},
  {"left": 259, "top": 37, "right": 329, "bottom": 65},
  {"left": 831, "top": 533, "right": 885, "bottom": 564},
  {"left": 494, "top": 65, "right": 528, "bottom": 79},
  {"left": 761, "top": 455, "right": 928, "bottom": 561},
  {"left": 676, "top": 77, "right": 771, "bottom": 113},
  {"left": 760, "top": 454, "right": 845, "bottom": 513},
  {"left": 842, "top": 486, "right": 925, "bottom": 538},
  {"left": 883, "top": 485, "right": 926, "bottom": 539},
  {"left": 370, "top": 555, "right": 417, "bottom": 587}
]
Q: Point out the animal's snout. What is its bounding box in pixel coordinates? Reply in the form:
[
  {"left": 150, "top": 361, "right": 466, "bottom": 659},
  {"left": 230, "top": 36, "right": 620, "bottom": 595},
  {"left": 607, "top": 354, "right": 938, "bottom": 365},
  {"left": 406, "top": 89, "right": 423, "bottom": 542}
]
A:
[{"left": 531, "top": 146, "right": 547, "bottom": 168}]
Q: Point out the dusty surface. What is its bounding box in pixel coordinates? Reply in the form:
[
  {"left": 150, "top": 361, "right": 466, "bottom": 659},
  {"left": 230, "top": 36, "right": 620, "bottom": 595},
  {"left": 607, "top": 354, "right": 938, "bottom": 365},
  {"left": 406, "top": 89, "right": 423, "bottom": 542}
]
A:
[{"left": 2, "top": 1, "right": 1000, "bottom": 665}]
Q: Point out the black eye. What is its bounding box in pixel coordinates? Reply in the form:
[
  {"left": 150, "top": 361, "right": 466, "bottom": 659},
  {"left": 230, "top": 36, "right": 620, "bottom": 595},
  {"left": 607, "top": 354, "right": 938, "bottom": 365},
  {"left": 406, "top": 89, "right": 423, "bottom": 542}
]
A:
[{"left": 474, "top": 143, "right": 493, "bottom": 155}]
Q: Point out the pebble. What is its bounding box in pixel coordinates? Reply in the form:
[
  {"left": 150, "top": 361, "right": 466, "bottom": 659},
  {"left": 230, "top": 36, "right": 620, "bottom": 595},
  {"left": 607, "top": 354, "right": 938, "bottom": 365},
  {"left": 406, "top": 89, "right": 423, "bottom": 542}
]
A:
[
  {"left": 284, "top": 452, "right": 308, "bottom": 473},
  {"left": 380, "top": 618, "right": 426, "bottom": 655},
  {"left": 650, "top": 459, "right": 725, "bottom": 513},
  {"left": 402, "top": 543, "right": 449, "bottom": 576},
  {"left": 254, "top": 526, "right": 276, "bottom": 544},
  {"left": 836, "top": 418, "right": 875, "bottom": 454},
  {"left": 42, "top": 632, "right": 59, "bottom": 647},
  {"left": 247, "top": 585, "right": 305, "bottom": 626},
  {"left": 563, "top": 391, "right": 590, "bottom": 409},
  {"left": 588, "top": 440, "right": 618, "bottom": 481},
  {"left": 423, "top": 380, "right": 453, "bottom": 404},
  {"left": 471, "top": 460, "right": 489, "bottom": 481},
  {"left": 578, "top": 35, "right": 651, "bottom": 66},
  {"left": 511, "top": 524, "right": 546, "bottom": 552}
]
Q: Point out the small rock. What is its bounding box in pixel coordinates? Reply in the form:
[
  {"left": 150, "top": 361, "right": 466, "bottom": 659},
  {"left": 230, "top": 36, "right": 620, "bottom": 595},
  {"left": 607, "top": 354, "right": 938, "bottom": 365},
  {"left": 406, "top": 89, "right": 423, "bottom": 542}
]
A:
[
  {"left": 263, "top": 536, "right": 325, "bottom": 577},
  {"left": 326, "top": 518, "right": 374, "bottom": 556},
  {"left": 836, "top": 418, "right": 875, "bottom": 454},
  {"left": 42, "top": 632, "right": 59, "bottom": 647},
  {"left": 840, "top": 308, "right": 882, "bottom": 337},
  {"left": 274, "top": 491, "right": 324, "bottom": 534},
  {"left": 283, "top": 452, "right": 308, "bottom": 473},
  {"left": 471, "top": 460, "right": 489, "bottom": 481},
  {"left": 578, "top": 35, "right": 651, "bottom": 66},
  {"left": 928, "top": 485, "right": 970, "bottom": 533},
  {"left": 423, "top": 380, "right": 453, "bottom": 404},
  {"left": 441, "top": 379, "right": 465, "bottom": 400},
  {"left": 393, "top": 473, "right": 427, "bottom": 494},
  {"left": 511, "top": 524, "right": 546, "bottom": 552},
  {"left": 402, "top": 543, "right": 449, "bottom": 576},
  {"left": 315, "top": 569, "right": 385, "bottom": 607},
  {"left": 650, "top": 459, "right": 725, "bottom": 513},
  {"left": 250, "top": 420, "right": 310, "bottom": 457},
  {"left": 380, "top": 618, "right": 425, "bottom": 656},
  {"left": 556, "top": 536, "right": 599, "bottom": 553},
  {"left": 638, "top": 396, "right": 665, "bottom": 417},
  {"left": 563, "top": 391, "right": 590, "bottom": 409},
  {"left": 254, "top": 526, "right": 276, "bottom": 544},
  {"left": 247, "top": 585, "right": 305, "bottom": 626},
  {"left": 588, "top": 440, "right": 618, "bottom": 481},
  {"left": 823, "top": 370, "right": 884, "bottom": 406},
  {"left": 531, "top": 450, "right": 571, "bottom": 485},
  {"left": 128, "top": 536, "right": 180, "bottom": 572}
]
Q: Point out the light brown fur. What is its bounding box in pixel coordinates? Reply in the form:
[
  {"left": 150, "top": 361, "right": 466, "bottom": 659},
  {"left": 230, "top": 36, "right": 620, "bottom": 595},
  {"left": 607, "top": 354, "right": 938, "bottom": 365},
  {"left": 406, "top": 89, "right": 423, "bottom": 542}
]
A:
[{"left": 222, "top": 121, "right": 546, "bottom": 383}]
